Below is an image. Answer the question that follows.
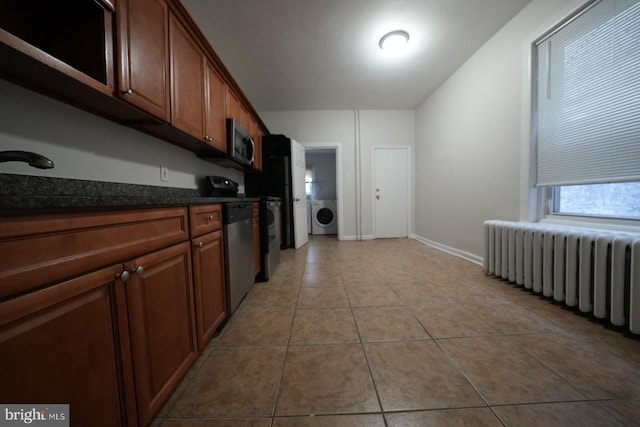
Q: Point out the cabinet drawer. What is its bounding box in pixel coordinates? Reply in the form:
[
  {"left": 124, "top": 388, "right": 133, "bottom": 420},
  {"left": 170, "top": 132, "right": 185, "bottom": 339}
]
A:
[
  {"left": 189, "top": 204, "right": 222, "bottom": 237},
  {"left": 0, "top": 207, "right": 189, "bottom": 300}
]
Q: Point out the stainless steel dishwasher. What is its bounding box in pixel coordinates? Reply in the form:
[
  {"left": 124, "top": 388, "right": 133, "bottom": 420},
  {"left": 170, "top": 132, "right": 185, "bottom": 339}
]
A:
[{"left": 222, "top": 202, "right": 255, "bottom": 313}]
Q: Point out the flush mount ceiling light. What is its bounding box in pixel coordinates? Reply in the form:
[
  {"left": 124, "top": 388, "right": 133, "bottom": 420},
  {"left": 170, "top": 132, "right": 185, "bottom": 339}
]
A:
[{"left": 379, "top": 30, "right": 410, "bottom": 53}]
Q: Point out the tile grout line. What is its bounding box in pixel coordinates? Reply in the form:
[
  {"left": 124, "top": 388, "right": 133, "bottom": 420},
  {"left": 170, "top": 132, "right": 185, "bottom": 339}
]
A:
[
  {"left": 269, "top": 254, "right": 309, "bottom": 424},
  {"left": 340, "top": 267, "right": 390, "bottom": 427}
]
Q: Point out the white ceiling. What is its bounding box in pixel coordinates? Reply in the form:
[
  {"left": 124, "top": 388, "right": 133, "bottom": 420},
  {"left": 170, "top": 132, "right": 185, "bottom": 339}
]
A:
[{"left": 181, "top": 0, "right": 532, "bottom": 111}]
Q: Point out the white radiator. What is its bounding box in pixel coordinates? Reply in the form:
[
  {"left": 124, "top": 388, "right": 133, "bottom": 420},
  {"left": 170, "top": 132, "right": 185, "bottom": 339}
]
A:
[{"left": 484, "top": 220, "right": 640, "bottom": 335}]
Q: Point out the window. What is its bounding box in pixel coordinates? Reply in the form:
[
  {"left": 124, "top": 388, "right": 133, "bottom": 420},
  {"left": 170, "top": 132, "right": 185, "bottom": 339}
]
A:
[
  {"left": 305, "top": 168, "right": 313, "bottom": 197},
  {"left": 534, "top": 0, "right": 640, "bottom": 221},
  {"left": 554, "top": 182, "right": 640, "bottom": 219}
]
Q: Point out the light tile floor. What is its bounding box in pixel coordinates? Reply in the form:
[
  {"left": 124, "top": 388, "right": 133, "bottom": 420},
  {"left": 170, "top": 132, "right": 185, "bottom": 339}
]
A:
[{"left": 154, "top": 236, "right": 640, "bottom": 427}]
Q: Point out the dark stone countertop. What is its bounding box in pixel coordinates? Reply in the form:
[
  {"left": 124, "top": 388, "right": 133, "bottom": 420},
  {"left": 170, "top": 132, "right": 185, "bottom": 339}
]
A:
[{"left": 0, "top": 173, "right": 259, "bottom": 213}]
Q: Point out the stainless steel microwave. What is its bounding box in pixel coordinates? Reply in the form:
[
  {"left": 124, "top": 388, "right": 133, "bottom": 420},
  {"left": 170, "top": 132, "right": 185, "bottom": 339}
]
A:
[{"left": 227, "top": 119, "right": 254, "bottom": 167}]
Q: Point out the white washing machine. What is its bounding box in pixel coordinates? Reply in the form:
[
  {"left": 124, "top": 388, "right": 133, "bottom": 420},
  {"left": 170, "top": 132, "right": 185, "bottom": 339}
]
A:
[{"left": 311, "top": 200, "right": 337, "bottom": 235}]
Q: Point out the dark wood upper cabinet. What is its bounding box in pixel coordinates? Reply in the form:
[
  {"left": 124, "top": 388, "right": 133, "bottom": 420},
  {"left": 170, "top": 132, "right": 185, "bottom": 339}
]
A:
[
  {"left": 168, "top": 13, "right": 230, "bottom": 153},
  {"left": 0, "top": 0, "right": 125, "bottom": 118},
  {"left": 0, "top": 0, "right": 268, "bottom": 157},
  {"left": 249, "top": 116, "right": 263, "bottom": 172},
  {"left": 225, "top": 87, "right": 246, "bottom": 128},
  {"left": 117, "top": 0, "right": 171, "bottom": 122},
  {"left": 0, "top": 0, "right": 113, "bottom": 89},
  {"left": 169, "top": 13, "right": 205, "bottom": 139},
  {"left": 205, "top": 62, "right": 227, "bottom": 153}
]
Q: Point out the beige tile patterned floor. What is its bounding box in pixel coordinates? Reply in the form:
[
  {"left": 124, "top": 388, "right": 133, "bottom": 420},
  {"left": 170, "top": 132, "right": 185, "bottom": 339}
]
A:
[{"left": 155, "top": 236, "right": 640, "bottom": 427}]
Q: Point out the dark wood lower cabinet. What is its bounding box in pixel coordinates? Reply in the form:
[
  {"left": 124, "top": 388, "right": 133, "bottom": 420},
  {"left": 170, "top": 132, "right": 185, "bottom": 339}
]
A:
[
  {"left": 0, "top": 206, "right": 220, "bottom": 426},
  {"left": 191, "top": 229, "right": 227, "bottom": 352},
  {"left": 0, "top": 267, "right": 132, "bottom": 427},
  {"left": 125, "top": 241, "right": 198, "bottom": 426}
]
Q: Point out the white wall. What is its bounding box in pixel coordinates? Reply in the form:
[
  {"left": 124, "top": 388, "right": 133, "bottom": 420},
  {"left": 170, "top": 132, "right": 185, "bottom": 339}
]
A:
[
  {"left": 413, "top": 0, "right": 588, "bottom": 259},
  {"left": 0, "top": 79, "right": 244, "bottom": 189},
  {"left": 358, "top": 110, "right": 415, "bottom": 239},
  {"left": 260, "top": 109, "right": 415, "bottom": 240}
]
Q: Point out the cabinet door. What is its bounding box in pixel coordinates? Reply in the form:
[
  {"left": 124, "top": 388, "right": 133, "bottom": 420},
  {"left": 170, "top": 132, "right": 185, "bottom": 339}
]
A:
[
  {"left": 125, "top": 241, "right": 197, "bottom": 426},
  {"left": 117, "top": 0, "right": 170, "bottom": 121},
  {"left": 191, "top": 229, "right": 227, "bottom": 352},
  {"left": 249, "top": 116, "right": 263, "bottom": 171},
  {"left": 226, "top": 86, "right": 248, "bottom": 129},
  {"left": 0, "top": 267, "right": 132, "bottom": 427},
  {"left": 205, "top": 62, "right": 227, "bottom": 152},
  {"left": 170, "top": 13, "right": 205, "bottom": 140}
]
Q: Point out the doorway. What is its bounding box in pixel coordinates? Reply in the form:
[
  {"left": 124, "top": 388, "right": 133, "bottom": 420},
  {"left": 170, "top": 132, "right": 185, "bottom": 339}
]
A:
[
  {"left": 373, "top": 147, "right": 410, "bottom": 238},
  {"left": 304, "top": 143, "right": 343, "bottom": 240}
]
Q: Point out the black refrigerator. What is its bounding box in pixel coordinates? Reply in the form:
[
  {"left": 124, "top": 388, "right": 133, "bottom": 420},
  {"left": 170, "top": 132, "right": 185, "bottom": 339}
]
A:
[{"left": 245, "top": 134, "right": 295, "bottom": 249}]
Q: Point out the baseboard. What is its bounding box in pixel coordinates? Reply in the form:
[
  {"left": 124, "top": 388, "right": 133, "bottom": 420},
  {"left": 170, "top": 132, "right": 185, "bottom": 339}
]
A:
[
  {"left": 411, "top": 234, "right": 483, "bottom": 266},
  {"left": 341, "top": 234, "right": 375, "bottom": 241}
]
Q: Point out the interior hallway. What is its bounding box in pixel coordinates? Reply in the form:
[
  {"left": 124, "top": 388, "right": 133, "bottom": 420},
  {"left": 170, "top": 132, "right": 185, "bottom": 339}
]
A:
[{"left": 153, "top": 236, "right": 640, "bottom": 426}]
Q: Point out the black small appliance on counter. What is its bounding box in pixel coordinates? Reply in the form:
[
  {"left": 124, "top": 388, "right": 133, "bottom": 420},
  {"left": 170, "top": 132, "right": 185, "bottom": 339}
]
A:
[{"left": 206, "top": 176, "right": 239, "bottom": 197}]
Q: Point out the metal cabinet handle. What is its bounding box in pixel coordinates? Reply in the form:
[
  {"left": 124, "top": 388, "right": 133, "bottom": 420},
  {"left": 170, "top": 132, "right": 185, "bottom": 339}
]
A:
[
  {"left": 204, "top": 135, "right": 212, "bottom": 142},
  {"left": 206, "top": 215, "right": 214, "bottom": 221},
  {"left": 123, "top": 89, "right": 133, "bottom": 96},
  {"left": 196, "top": 242, "right": 204, "bottom": 248},
  {"left": 116, "top": 270, "right": 130, "bottom": 282},
  {"left": 132, "top": 266, "right": 144, "bottom": 275}
]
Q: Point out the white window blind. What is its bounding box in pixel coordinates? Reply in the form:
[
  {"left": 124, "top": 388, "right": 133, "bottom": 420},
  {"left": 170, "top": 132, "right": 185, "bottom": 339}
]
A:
[{"left": 535, "top": 0, "right": 640, "bottom": 187}]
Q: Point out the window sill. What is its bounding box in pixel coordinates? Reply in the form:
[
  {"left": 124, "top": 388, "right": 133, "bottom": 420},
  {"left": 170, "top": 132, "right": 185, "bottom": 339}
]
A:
[{"left": 541, "top": 214, "right": 640, "bottom": 234}]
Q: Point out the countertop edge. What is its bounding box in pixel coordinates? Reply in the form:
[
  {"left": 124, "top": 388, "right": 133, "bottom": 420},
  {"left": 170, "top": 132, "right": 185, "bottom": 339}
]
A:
[{"left": 0, "top": 173, "right": 261, "bottom": 213}]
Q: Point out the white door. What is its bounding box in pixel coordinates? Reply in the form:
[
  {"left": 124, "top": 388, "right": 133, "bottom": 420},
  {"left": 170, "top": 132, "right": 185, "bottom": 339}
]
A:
[
  {"left": 374, "top": 147, "right": 409, "bottom": 238},
  {"left": 291, "top": 139, "right": 309, "bottom": 248}
]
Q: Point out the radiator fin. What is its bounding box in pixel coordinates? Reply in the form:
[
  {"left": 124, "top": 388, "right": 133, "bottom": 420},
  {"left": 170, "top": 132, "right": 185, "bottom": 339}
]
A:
[{"left": 484, "top": 220, "right": 640, "bottom": 334}]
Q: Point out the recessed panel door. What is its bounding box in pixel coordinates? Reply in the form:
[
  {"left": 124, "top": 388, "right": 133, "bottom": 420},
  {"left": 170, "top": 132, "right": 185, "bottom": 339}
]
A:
[{"left": 374, "top": 147, "right": 409, "bottom": 238}]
